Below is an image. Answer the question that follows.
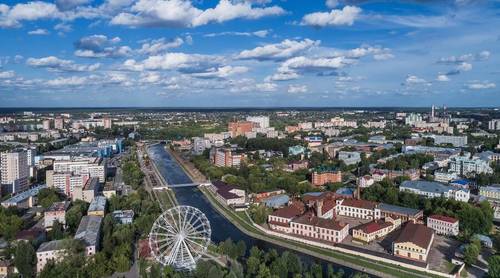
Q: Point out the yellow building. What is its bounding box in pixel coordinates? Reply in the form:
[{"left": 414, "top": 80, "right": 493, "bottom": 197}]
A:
[
  {"left": 393, "top": 223, "right": 434, "bottom": 262},
  {"left": 352, "top": 217, "right": 401, "bottom": 244}
]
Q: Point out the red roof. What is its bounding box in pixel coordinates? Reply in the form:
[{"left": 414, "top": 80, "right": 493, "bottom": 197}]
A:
[
  {"left": 292, "top": 213, "right": 347, "bottom": 231},
  {"left": 394, "top": 223, "right": 434, "bottom": 249},
  {"left": 272, "top": 205, "right": 303, "bottom": 219},
  {"left": 428, "top": 214, "right": 458, "bottom": 224},
  {"left": 354, "top": 220, "right": 393, "bottom": 234}
]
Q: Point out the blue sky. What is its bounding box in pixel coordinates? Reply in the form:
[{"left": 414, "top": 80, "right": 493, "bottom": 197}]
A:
[{"left": 0, "top": 0, "right": 499, "bottom": 107}]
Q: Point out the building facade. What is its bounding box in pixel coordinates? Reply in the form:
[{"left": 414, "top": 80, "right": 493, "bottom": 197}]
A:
[
  {"left": 427, "top": 215, "right": 459, "bottom": 236},
  {"left": 1, "top": 150, "right": 29, "bottom": 194}
]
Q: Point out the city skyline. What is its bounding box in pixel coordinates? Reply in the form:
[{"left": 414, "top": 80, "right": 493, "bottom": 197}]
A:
[{"left": 1, "top": 0, "right": 500, "bottom": 107}]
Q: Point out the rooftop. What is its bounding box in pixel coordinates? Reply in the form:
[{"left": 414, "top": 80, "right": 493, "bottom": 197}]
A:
[
  {"left": 88, "top": 196, "right": 107, "bottom": 212},
  {"left": 292, "top": 213, "right": 347, "bottom": 231},
  {"left": 46, "top": 201, "right": 69, "bottom": 212},
  {"left": 428, "top": 214, "right": 458, "bottom": 224},
  {"left": 394, "top": 223, "right": 434, "bottom": 249},
  {"left": 401, "top": 180, "right": 454, "bottom": 194},
  {"left": 37, "top": 239, "right": 68, "bottom": 253},
  {"left": 354, "top": 220, "right": 393, "bottom": 234},
  {"left": 379, "top": 203, "right": 422, "bottom": 217},
  {"left": 75, "top": 215, "right": 102, "bottom": 247}
]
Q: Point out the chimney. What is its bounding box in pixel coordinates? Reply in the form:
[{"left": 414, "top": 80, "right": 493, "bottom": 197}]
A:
[{"left": 316, "top": 200, "right": 323, "bottom": 218}]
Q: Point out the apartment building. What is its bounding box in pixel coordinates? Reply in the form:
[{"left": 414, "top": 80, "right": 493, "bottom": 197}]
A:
[
  {"left": 433, "top": 135, "right": 468, "bottom": 147},
  {"left": 87, "top": 196, "right": 107, "bottom": 217},
  {"left": 426, "top": 215, "right": 459, "bottom": 236},
  {"left": 489, "top": 119, "right": 500, "bottom": 130},
  {"left": 228, "top": 121, "right": 255, "bottom": 137},
  {"left": 1, "top": 150, "right": 29, "bottom": 194},
  {"left": 36, "top": 240, "right": 67, "bottom": 272},
  {"left": 46, "top": 170, "right": 90, "bottom": 197},
  {"left": 209, "top": 148, "right": 244, "bottom": 168},
  {"left": 246, "top": 116, "right": 269, "bottom": 129},
  {"left": 75, "top": 215, "right": 102, "bottom": 256},
  {"left": 72, "top": 177, "right": 99, "bottom": 203},
  {"left": 449, "top": 155, "right": 493, "bottom": 176},
  {"left": 53, "top": 157, "right": 106, "bottom": 182},
  {"left": 311, "top": 167, "right": 342, "bottom": 186}
]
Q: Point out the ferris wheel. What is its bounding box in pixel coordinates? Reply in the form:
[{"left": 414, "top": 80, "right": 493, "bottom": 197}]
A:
[{"left": 149, "top": 205, "right": 211, "bottom": 270}]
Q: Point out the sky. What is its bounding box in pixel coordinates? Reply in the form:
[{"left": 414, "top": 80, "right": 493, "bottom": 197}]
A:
[{"left": 0, "top": 0, "right": 499, "bottom": 107}]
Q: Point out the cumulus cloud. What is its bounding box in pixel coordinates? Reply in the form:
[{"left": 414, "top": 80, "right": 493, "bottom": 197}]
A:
[
  {"left": 138, "top": 37, "right": 184, "bottom": 55},
  {"left": 28, "top": 28, "right": 49, "bottom": 35},
  {"left": 54, "top": 22, "right": 72, "bottom": 33},
  {"left": 436, "top": 74, "right": 450, "bottom": 82},
  {"left": 74, "top": 34, "right": 132, "bottom": 58},
  {"left": 255, "top": 82, "right": 277, "bottom": 92},
  {"left": 111, "top": 0, "right": 285, "bottom": 28},
  {"left": 301, "top": 6, "right": 361, "bottom": 27},
  {"left": 236, "top": 39, "right": 319, "bottom": 61},
  {"left": 456, "top": 62, "right": 472, "bottom": 72},
  {"left": 467, "top": 81, "right": 496, "bottom": 90},
  {"left": 265, "top": 71, "right": 300, "bottom": 82},
  {"left": 0, "top": 70, "right": 15, "bottom": 78},
  {"left": 0, "top": 2, "right": 60, "bottom": 28},
  {"left": 438, "top": 50, "right": 490, "bottom": 65},
  {"left": 190, "top": 65, "right": 248, "bottom": 79},
  {"left": 122, "top": 52, "right": 222, "bottom": 73},
  {"left": 46, "top": 76, "right": 89, "bottom": 86},
  {"left": 204, "top": 29, "right": 269, "bottom": 38},
  {"left": 287, "top": 84, "right": 307, "bottom": 93},
  {"left": 404, "top": 75, "right": 431, "bottom": 86},
  {"left": 277, "top": 56, "right": 354, "bottom": 77},
  {"left": 55, "top": 0, "right": 91, "bottom": 11},
  {"left": 373, "top": 53, "right": 394, "bottom": 60},
  {"left": 325, "top": 0, "right": 338, "bottom": 8},
  {"left": 27, "top": 56, "right": 100, "bottom": 72}
]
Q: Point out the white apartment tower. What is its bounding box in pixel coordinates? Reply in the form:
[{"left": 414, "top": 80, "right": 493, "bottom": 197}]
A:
[
  {"left": 246, "top": 116, "right": 270, "bottom": 129},
  {"left": 1, "top": 150, "right": 29, "bottom": 194}
]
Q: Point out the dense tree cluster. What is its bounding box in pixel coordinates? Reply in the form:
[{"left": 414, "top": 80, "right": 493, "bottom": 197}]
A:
[
  {"left": 230, "top": 136, "right": 303, "bottom": 157},
  {"left": 0, "top": 206, "right": 23, "bottom": 240},
  {"left": 248, "top": 205, "right": 273, "bottom": 224},
  {"left": 121, "top": 149, "right": 145, "bottom": 190},
  {"left": 362, "top": 179, "right": 493, "bottom": 236},
  {"left": 37, "top": 188, "right": 65, "bottom": 209},
  {"left": 376, "top": 153, "right": 434, "bottom": 171}
]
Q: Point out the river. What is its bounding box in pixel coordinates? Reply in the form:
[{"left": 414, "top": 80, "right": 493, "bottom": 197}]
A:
[{"left": 147, "top": 143, "right": 362, "bottom": 276}]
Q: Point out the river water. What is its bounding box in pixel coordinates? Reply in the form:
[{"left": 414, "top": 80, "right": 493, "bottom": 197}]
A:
[{"left": 147, "top": 143, "right": 362, "bottom": 276}]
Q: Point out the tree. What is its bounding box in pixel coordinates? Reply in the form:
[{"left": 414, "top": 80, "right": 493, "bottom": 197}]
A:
[
  {"left": 14, "top": 241, "right": 36, "bottom": 278},
  {"left": 65, "top": 201, "right": 88, "bottom": 234},
  {"left": 37, "top": 188, "right": 62, "bottom": 209},
  {"left": 488, "top": 255, "right": 500, "bottom": 278},
  {"left": 49, "top": 220, "right": 64, "bottom": 240},
  {"left": 464, "top": 243, "right": 480, "bottom": 265}
]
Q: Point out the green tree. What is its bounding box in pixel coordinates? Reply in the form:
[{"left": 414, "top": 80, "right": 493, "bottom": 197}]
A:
[
  {"left": 14, "top": 241, "right": 36, "bottom": 278},
  {"left": 464, "top": 243, "right": 480, "bottom": 265},
  {"left": 37, "top": 188, "right": 63, "bottom": 209},
  {"left": 488, "top": 255, "right": 500, "bottom": 278},
  {"left": 49, "top": 220, "right": 64, "bottom": 240}
]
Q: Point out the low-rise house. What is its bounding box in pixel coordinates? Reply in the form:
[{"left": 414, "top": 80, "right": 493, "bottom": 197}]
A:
[
  {"left": 338, "top": 151, "right": 361, "bottom": 165},
  {"left": 36, "top": 239, "right": 68, "bottom": 272},
  {"left": 112, "top": 210, "right": 134, "bottom": 224},
  {"left": 335, "top": 199, "right": 381, "bottom": 220},
  {"left": 210, "top": 180, "right": 246, "bottom": 206},
  {"left": 87, "top": 196, "right": 107, "bottom": 217},
  {"left": 480, "top": 184, "right": 500, "bottom": 202},
  {"left": 0, "top": 260, "right": 16, "bottom": 277},
  {"left": 287, "top": 160, "right": 309, "bottom": 172},
  {"left": 290, "top": 213, "right": 349, "bottom": 243},
  {"left": 427, "top": 215, "right": 459, "bottom": 236},
  {"left": 400, "top": 180, "right": 470, "bottom": 202},
  {"left": 352, "top": 217, "right": 401, "bottom": 244},
  {"left": 251, "top": 189, "right": 286, "bottom": 203},
  {"left": 358, "top": 175, "right": 374, "bottom": 188},
  {"left": 44, "top": 201, "right": 69, "bottom": 229},
  {"left": 393, "top": 223, "right": 434, "bottom": 262},
  {"left": 75, "top": 215, "right": 102, "bottom": 256}
]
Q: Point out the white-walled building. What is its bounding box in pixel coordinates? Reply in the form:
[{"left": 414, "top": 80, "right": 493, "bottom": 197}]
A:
[
  {"left": 53, "top": 157, "right": 106, "bottom": 182},
  {"left": 290, "top": 213, "right": 349, "bottom": 243},
  {"left": 1, "top": 150, "right": 29, "bottom": 194},
  {"left": 449, "top": 155, "right": 493, "bottom": 176},
  {"left": 427, "top": 215, "right": 459, "bottom": 236},
  {"left": 335, "top": 199, "right": 381, "bottom": 220},
  {"left": 400, "top": 180, "right": 470, "bottom": 202},
  {"left": 36, "top": 240, "right": 68, "bottom": 272},
  {"left": 246, "top": 116, "right": 270, "bottom": 129}
]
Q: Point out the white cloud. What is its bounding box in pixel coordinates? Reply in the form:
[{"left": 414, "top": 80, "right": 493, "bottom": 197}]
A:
[
  {"left": 325, "top": 0, "right": 338, "bottom": 8},
  {"left": 204, "top": 29, "right": 269, "bottom": 38},
  {"left": 278, "top": 55, "right": 353, "bottom": 73},
  {"left": 27, "top": 56, "right": 100, "bottom": 72},
  {"left": 111, "top": 0, "right": 285, "bottom": 28},
  {"left": 28, "top": 28, "right": 49, "bottom": 35},
  {"left": 287, "top": 84, "right": 307, "bottom": 93},
  {"left": 55, "top": 0, "right": 91, "bottom": 11},
  {"left": 74, "top": 34, "right": 131, "bottom": 58},
  {"left": 236, "top": 39, "right": 319, "bottom": 61},
  {"left": 436, "top": 74, "right": 450, "bottom": 82},
  {"left": 46, "top": 76, "right": 89, "bottom": 86},
  {"left": 122, "top": 52, "right": 222, "bottom": 72},
  {"left": 0, "top": 2, "right": 60, "bottom": 28},
  {"left": 0, "top": 70, "right": 15, "bottom": 78},
  {"left": 265, "top": 71, "right": 300, "bottom": 82},
  {"left": 301, "top": 6, "right": 361, "bottom": 27},
  {"left": 373, "top": 53, "right": 394, "bottom": 60},
  {"left": 54, "top": 22, "right": 72, "bottom": 32},
  {"left": 456, "top": 62, "right": 472, "bottom": 72},
  {"left": 405, "top": 75, "right": 430, "bottom": 86},
  {"left": 138, "top": 37, "right": 184, "bottom": 55},
  {"left": 190, "top": 65, "right": 248, "bottom": 79},
  {"left": 256, "top": 82, "right": 277, "bottom": 92},
  {"left": 438, "top": 50, "right": 490, "bottom": 64},
  {"left": 467, "top": 81, "right": 496, "bottom": 90}
]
